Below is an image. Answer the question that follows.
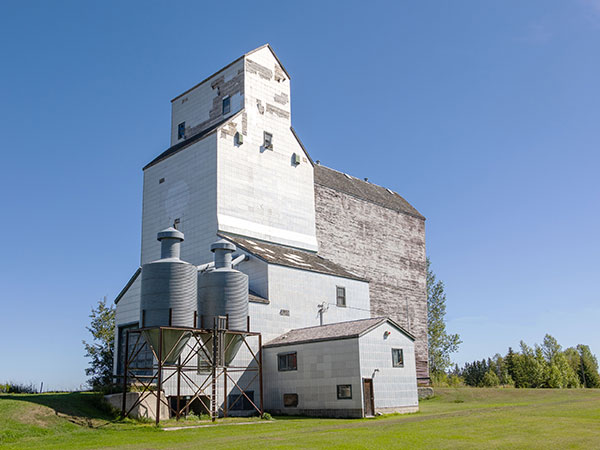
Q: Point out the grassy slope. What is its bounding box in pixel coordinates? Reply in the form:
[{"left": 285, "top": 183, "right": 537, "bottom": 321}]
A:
[{"left": 1, "top": 388, "right": 599, "bottom": 449}]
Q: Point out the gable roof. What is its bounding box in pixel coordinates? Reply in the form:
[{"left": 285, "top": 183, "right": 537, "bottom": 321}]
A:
[
  {"left": 143, "top": 115, "right": 231, "bottom": 170},
  {"left": 314, "top": 165, "right": 425, "bottom": 220},
  {"left": 245, "top": 43, "right": 291, "bottom": 80},
  {"left": 263, "top": 317, "right": 415, "bottom": 348},
  {"left": 171, "top": 44, "right": 289, "bottom": 103},
  {"left": 219, "top": 233, "right": 366, "bottom": 282}
]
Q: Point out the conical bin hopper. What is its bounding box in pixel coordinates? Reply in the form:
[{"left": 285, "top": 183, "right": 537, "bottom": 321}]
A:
[
  {"left": 199, "top": 332, "right": 244, "bottom": 366},
  {"left": 142, "top": 328, "right": 192, "bottom": 365}
]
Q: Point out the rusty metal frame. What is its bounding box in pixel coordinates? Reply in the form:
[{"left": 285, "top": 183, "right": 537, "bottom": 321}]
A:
[{"left": 120, "top": 325, "right": 263, "bottom": 425}]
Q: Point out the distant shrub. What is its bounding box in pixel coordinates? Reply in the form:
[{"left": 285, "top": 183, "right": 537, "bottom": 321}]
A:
[
  {"left": 481, "top": 369, "right": 500, "bottom": 387},
  {"left": 0, "top": 382, "right": 37, "bottom": 394},
  {"left": 431, "top": 372, "right": 464, "bottom": 388},
  {"left": 261, "top": 412, "right": 273, "bottom": 420}
]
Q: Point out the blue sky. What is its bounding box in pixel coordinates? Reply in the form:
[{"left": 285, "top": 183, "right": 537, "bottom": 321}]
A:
[{"left": 1, "top": 1, "right": 598, "bottom": 390}]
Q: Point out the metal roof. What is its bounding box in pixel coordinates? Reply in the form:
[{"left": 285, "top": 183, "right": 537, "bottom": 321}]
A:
[
  {"left": 263, "top": 317, "right": 415, "bottom": 348},
  {"left": 219, "top": 233, "right": 366, "bottom": 282},
  {"left": 314, "top": 165, "right": 425, "bottom": 220},
  {"left": 143, "top": 115, "right": 231, "bottom": 170}
]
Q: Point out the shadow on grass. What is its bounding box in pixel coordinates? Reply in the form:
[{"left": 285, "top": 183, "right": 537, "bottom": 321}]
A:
[{"left": 0, "top": 392, "right": 118, "bottom": 425}]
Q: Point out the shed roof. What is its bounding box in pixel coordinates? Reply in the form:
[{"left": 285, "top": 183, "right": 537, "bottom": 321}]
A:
[
  {"left": 263, "top": 317, "right": 414, "bottom": 348},
  {"left": 314, "top": 165, "right": 425, "bottom": 220},
  {"left": 219, "top": 233, "right": 366, "bottom": 282}
]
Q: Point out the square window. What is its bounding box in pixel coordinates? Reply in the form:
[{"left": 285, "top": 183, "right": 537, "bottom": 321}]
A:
[
  {"left": 263, "top": 131, "right": 273, "bottom": 149},
  {"left": 392, "top": 348, "right": 404, "bottom": 367},
  {"left": 178, "top": 122, "right": 186, "bottom": 140},
  {"left": 222, "top": 96, "right": 231, "bottom": 115},
  {"left": 228, "top": 391, "right": 254, "bottom": 411},
  {"left": 278, "top": 352, "right": 297, "bottom": 371},
  {"left": 337, "top": 384, "right": 352, "bottom": 399},
  {"left": 283, "top": 393, "right": 298, "bottom": 407},
  {"left": 336, "top": 286, "right": 346, "bottom": 307}
]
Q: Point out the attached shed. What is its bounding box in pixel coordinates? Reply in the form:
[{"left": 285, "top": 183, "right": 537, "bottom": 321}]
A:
[{"left": 262, "top": 317, "right": 419, "bottom": 418}]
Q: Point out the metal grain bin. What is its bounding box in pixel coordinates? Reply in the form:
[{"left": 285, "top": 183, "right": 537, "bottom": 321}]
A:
[
  {"left": 140, "top": 227, "right": 196, "bottom": 364},
  {"left": 197, "top": 239, "right": 249, "bottom": 365}
]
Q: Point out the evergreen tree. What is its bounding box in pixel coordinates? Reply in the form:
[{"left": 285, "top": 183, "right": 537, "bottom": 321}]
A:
[
  {"left": 577, "top": 345, "right": 600, "bottom": 388},
  {"left": 83, "top": 297, "right": 115, "bottom": 390},
  {"left": 541, "top": 334, "right": 561, "bottom": 363},
  {"left": 427, "top": 258, "right": 461, "bottom": 375}
]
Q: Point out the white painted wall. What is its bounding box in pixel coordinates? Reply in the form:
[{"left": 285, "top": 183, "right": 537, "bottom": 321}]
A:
[
  {"left": 263, "top": 338, "right": 362, "bottom": 415},
  {"left": 170, "top": 58, "right": 244, "bottom": 146},
  {"left": 358, "top": 321, "right": 419, "bottom": 412},
  {"left": 112, "top": 274, "right": 141, "bottom": 374},
  {"left": 141, "top": 134, "right": 219, "bottom": 266},
  {"left": 255, "top": 264, "right": 370, "bottom": 341},
  {"left": 215, "top": 47, "right": 318, "bottom": 251}
]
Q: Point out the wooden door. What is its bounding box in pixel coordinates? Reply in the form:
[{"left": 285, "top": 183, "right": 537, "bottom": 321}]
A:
[{"left": 363, "top": 378, "right": 374, "bottom": 417}]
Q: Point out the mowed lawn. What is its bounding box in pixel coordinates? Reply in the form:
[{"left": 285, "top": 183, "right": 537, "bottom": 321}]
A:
[{"left": 1, "top": 388, "right": 599, "bottom": 449}]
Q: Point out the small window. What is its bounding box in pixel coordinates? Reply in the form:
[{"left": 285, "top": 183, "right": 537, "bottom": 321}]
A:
[
  {"left": 278, "top": 352, "right": 297, "bottom": 371},
  {"left": 228, "top": 391, "right": 254, "bottom": 411},
  {"left": 159, "top": 178, "right": 165, "bottom": 184},
  {"left": 392, "top": 348, "right": 404, "bottom": 367},
  {"left": 263, "top": 131, "right": 273, "bottom": 149},
  {"left": 283, "top": 393, "right": 298, "bottom": 407},
  {"left": 222, "top": 96, "right": 231, "bottom": 115},
  {"left": 336, "top": 286, "right": 346, "bottom": 307},
  {"left": 337, "top": 384, "right": 352, "bottom": 399},
  {"left": 178, "top": 122, "right": 186, "bottom": 140}
]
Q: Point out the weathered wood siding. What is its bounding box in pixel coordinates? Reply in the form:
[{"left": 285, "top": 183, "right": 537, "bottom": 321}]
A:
[{"left": 314, "top": 183, "right": 429, "bottom": 382}]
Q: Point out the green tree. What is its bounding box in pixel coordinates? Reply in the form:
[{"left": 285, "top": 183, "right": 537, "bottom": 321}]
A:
[
  {"left": 481, "top": 369, "right": 500, "bottom": 387},
  {"left": 427, "top": 258, "right": 461, "bottom": 375},
  {"left": 541, "top": 334, "right": 562, "bottom": 363},
  {"left": 577, "top": 345, "right": 600, "bottom": 388},
  {"left": 83, "top": 297, "right": 115, "bottom": 390}
]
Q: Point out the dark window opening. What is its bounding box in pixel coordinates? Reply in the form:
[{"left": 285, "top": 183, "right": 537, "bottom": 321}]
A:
[
  {"left": 336, "top": 286, "right": 346, "bottom": 307},
  {"left": 222, "top": 96, "right": 231, "bottom": 115},
  {"left": 283, "top": 393, "right": 298, "bottom": 407},
  {"left": 228, "top": 391, "right": 254, "bottom": 411},
  {"left": 337, "top": 384, "right": 352, "bottom": 399},
  {"left": 392, "top": 348, "right": 404, "bottom": 367},
  {"left": 117, "top": 323, "right": 153, "bottom": 377},
  {"left": 159, "top": 178, "right": 165, "bottom": 184},
  {"left": 263, "top": 131, "right": 273, "bottom": 149},
  {"left": 278, "top": 352, "right": 297, "bottom": 371},
  {"left": 178, "top": 122, "right": 186, "bottom": 140}
]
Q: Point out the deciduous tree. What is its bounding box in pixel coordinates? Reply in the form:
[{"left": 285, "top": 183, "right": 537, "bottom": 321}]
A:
[
  {"left": 427, "top": 258, "right": 461, "bottom": 375},
  {"left": 83, "top": 297, "right": 115, "bottom": 390}
]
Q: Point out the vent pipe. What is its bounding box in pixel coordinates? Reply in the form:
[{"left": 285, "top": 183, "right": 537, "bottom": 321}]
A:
[
  {"left": 211, "top": 239, "right": 236, "bottom": 269},
  {"left": 157, "top": 227, "right": 184, "bottom": 259}
]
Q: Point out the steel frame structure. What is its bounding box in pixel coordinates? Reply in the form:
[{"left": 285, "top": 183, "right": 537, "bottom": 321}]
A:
[{"left": 120, "top": 324, "right": 263, "bottom": 425}]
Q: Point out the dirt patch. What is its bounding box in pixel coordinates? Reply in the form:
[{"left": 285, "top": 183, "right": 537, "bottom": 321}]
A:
[{"left": 14, "top": 403, "right": 55, "bottom": 428}]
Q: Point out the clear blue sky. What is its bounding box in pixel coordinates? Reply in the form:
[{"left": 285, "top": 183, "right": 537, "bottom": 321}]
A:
[{"left": 1, "top": 1, "right": 598, "bottom": 390}]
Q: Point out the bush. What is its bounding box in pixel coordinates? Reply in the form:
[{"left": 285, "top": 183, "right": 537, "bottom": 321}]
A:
[
  {"left": 481, "top": 369, "right": 500, "bottom": 387},
  {"left": 261, "top": 412, "right": 273, "bottom": 420},
  {"left": 0, "top": 382, "right": 38, "bottom": 394}
]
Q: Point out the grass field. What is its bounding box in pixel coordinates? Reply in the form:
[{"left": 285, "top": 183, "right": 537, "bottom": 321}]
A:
[{"left": 1, "top": 388, "right": 599, "bottom": 449}]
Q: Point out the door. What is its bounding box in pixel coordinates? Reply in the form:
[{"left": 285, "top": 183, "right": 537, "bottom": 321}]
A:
[{"left": 363, "top": 378, "right": 374, "bottom": 417}]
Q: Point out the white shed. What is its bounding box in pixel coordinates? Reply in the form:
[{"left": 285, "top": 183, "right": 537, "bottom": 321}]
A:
[{"left": 262, "top": 317, "right": 419, "bottom": 418}]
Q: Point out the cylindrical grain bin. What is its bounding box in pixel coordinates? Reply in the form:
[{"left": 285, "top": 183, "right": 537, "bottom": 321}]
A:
[
  {"left": 140, "top": 227, "right": 196, "bottom": 364},
  {"left": 197, "top": 239, "right": 249, "bottom": 365}
]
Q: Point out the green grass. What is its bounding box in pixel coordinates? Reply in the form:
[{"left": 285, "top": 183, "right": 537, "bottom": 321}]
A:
[{"left": 1, "top": 388, "right": 599, "bottom": 449}]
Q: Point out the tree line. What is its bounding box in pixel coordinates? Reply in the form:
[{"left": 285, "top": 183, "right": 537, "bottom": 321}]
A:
[{"left": 451, "top": 335, "right": 600, "bottom": 388}]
